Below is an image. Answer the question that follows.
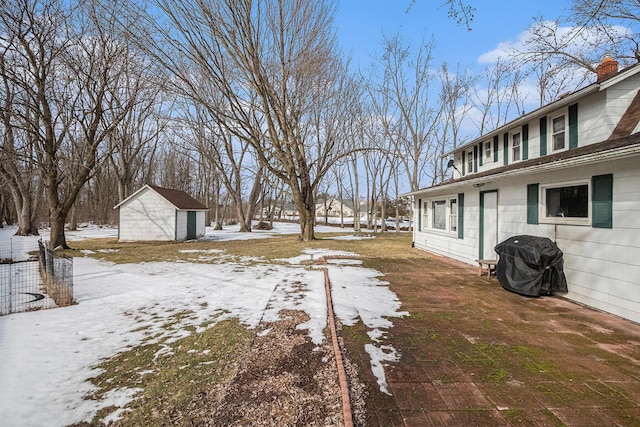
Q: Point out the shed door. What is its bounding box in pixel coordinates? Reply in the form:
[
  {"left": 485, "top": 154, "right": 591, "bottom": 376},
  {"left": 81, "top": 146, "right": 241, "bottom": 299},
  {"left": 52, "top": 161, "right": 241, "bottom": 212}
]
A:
[
  {"left": 480, "top": 191, "right": 498, "bottom": 260},
  {"left": 187, "top": 211, "right": 197, "bottom": 240}
]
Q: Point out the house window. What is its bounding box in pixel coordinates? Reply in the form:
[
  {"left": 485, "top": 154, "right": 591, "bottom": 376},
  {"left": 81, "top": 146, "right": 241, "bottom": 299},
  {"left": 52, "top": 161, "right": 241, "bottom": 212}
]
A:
[
  {"left": 428, "top": 196, "right": 458, "bottom": 234},
  {"left": 432, "top": 200, "right": 446, "bottom": 230},
  {"left": 484, "top": 141, "right": 492, "bottom": 162},
  {"left": 421, "top": 200, "right": 428, "bottom": 231},
  {"left": 552, "top": 114, "right": 566, "bottom": 151},
  {"left": 467, "top": 150, "right": 473, "bottom": 173},
  {"left": 541, "top": 181, "right": 590, "bottom": 225},
  {"left": 449, "top": 199, "right": 457, "bottom": 232},
  {"left": 512, "top": 132, "right": 521, "bottom": 161}
]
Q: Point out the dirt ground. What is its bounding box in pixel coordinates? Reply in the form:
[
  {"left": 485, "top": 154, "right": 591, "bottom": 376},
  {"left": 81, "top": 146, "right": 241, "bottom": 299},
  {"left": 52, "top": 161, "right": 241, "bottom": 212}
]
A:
[{"left": 341, "top": 249, "right": 640, "bottom": 426}]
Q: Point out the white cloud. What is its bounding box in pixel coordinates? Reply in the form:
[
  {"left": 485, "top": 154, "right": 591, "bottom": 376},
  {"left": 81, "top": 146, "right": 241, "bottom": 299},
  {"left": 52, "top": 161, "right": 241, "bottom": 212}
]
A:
[{"left": 477, "top": 21, "right": 632, "bottom": 65}]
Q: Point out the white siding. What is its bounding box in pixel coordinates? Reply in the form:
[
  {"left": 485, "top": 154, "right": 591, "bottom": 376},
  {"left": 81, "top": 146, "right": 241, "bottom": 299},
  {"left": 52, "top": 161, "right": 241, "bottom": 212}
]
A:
[
  {"left": 451, "top": 71, "right": 640, "bottom": 180},
  {"left": 196, "top": 211, "right": 206, "bottom": 237},
  {"left": 118, "top": 188, "right": 176, "bottom": 241},
  {"left": 414, "top": 156, "right": 640, "bottom": 323},
  {"left": 175, "top": 210, "right": 188, "bottom": 241},
  {"left": 579, "top": 90, "right": 609, "bottom": 145},
  {"left": 413, "top": 192, "right": 479, "bottom": 263}
]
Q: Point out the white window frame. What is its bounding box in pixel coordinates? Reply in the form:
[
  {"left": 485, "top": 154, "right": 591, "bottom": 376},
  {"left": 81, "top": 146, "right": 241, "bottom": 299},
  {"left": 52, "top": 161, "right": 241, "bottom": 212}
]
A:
[
  {"left": 421, "top": 200, "right": 429, "bottom": 231},
  {"left": 449, "top": 199, "right": 458, "bottom": 233},
  {"left": 484, "top": 141, "right": 492, "bottom": 163},
  {"left": 426, "top": 196, "right": 458, "bottom": 235},
  {"left": 511, "top": 131, "right": 521, "bottom": 162},
  {"left": 550, "top": 111, "right": 567, "bottom": 152},
  {"left": 467, "top": 150, "right": 474, "bottom": 174},
  {"left": 540, "top": 179, "right": 591, "bottom": 226}
]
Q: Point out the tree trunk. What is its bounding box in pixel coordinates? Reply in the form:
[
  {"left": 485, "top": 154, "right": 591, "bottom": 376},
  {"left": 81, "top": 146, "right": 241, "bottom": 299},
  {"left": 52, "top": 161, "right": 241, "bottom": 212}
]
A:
[
  {"left": 213, "top": 178, "right": 223, "bottom": 230},
  {"left": 242, "top": 165, "right": 264, "bottom": 232},
  {"left": 14, "top": 194, "right": 39, "bottom": 236},
  {"left": 298, "top": 207, "right": 315, "bottom": 241},
  {"left": 49, "top": 211, "right": 68, "bottom": 250},
  {"left": 292, "top": 175, "right": 316, "bottom": 241},
  {"left": 69, "top": 203, "right": 78, "bottom": 231},
  {"left": 352, "top": 157, "right": 361, "bottom": 232}
]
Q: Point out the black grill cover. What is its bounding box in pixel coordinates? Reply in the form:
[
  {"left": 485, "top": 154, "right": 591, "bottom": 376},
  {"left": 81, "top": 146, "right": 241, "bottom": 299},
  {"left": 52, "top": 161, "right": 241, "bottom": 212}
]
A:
[{"left": 494, "top": 235, "right": 568, "bottom": 297}]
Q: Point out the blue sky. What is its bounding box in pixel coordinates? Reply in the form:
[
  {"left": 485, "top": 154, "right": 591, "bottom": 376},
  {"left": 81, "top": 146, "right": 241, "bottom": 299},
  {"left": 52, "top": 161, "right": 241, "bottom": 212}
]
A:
[{"left": 334, "top": 0, "right": 571, "bottom": 69}]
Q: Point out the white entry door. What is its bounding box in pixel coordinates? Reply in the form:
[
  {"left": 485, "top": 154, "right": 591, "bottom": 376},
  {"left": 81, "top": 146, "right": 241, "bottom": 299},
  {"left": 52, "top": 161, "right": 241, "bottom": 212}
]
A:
[{"left": 481, "top": 191, "right": 498, "bottom": 260}]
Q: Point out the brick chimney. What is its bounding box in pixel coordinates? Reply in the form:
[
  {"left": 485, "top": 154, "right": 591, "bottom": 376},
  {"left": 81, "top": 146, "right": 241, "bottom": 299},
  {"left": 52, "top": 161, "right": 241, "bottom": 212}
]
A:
[{"left": 596, "top": 56, "right": 619, "bottom": 82}]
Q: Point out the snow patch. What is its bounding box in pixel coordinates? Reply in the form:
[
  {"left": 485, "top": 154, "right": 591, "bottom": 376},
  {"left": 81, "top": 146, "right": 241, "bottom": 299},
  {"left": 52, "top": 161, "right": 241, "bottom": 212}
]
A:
[{"left": 0, "top": 223, "right": 407, "bottom": 424}]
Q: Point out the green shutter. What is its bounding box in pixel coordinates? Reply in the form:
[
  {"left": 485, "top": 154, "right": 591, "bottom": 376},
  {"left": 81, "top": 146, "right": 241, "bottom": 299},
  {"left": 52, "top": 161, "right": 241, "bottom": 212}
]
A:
[
  {"left": 458, "top": 193, "right": 464, "bottom": 239},
  {"left": 418, "top": 198, "right": 422, "bottom": 230},
  {"left": 461, "top": 151, "right": 466, "bottom": 175},
  {"left": 474, "top": 145, "right": 479, "bottom": 172},
  {"left": 493, "top": 135, "right": 498, "bottom": 162},
  {"left": 592, "top": 174, "right": 613, "bottom": 228},
  {"left": 527, "top": 184, "right": 539, "bottom": 224},
  {"left": 569, "top": 103, "right": 578, "bottom": 149},
  {"left": 539, "top": 117, "right": 547, "bottom": 156},
  {"left": 175, "top": 210, "right": 179, "bottom": 240},
  {"left": 503, "top": 133, "right": 509, "bottom": 166},
  {"left": 522, "top": 124, "right": 529, "bottom": 160},
  {"left": 479, "top": 143, "right": 483, "bottom": 167}
]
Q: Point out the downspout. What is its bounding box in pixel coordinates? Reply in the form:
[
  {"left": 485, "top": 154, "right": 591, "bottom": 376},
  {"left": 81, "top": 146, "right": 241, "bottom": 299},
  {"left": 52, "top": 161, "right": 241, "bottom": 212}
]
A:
[{"left": 117, "top": 207, "right": 120, "bottom": 241}]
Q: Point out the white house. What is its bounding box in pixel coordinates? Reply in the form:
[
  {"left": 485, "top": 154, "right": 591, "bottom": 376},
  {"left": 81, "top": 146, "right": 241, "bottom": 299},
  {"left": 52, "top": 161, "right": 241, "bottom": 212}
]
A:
[
  {"left": 406, "top": 57, "right": 640, "bottom": 323},
  {"left": 114, "top": 185, "right": 208, "bottom": 242},
  {"left": 315, "top": 198, "right": 356, "bottom": 217}
]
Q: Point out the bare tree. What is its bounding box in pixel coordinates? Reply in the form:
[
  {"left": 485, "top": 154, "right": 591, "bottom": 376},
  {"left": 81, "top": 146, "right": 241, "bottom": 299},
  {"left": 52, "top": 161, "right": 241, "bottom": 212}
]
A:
[
  {"left": 470, "top": 59, "right": 530, "bottom": 135},
  {"left": 109, "top": 81, "right": 168, "bottom": 202},
  {"left": 507, "top": 18, "right": 622, "bottom": 104},
  {"left": 0, "top": 50, "right": 43, "bottom": 235},
  {"left": 142, "top": 0, "right": 350, "bottom": 241},
  {"left": 570, "top": 0, "right": 640, "bottom": 62},
  {"left": 406, "top": 0, "right": 476, "bottom": 30},
  {"left": 1, "top": 0, "right": 144, "bottom": 248},
  {"left": 367, "top": 32, "right": 442, "bottom": 193},
  {"left": 432, "top": 62, "right": 475, "bottom": 184},
  {"left": 181, "top": 103, "right": 264, "bottom": 233}
]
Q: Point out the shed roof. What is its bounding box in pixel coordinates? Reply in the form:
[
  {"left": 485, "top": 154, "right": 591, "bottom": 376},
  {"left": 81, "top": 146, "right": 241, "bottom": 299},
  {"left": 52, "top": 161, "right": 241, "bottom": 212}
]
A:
[{"left": 114, "top": 184, "right": 208, "bottom": 210}]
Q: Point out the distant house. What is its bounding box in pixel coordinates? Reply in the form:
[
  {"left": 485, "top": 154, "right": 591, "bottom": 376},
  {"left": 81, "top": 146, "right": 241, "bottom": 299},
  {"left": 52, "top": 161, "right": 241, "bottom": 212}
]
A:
[
  {"left": 114, "top": 185, "right": 208, "bottom": 242},
  {"left": 315, "top": 198, "right": 356, "bottom": 217},
  {"left": 405, "top": 57, "right": 640, "bottom": 323}
]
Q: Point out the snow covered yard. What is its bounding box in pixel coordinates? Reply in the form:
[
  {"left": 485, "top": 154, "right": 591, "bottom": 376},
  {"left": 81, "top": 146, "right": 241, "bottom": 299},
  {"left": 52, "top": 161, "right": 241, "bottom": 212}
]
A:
[{"left": 0, "top": 223, "right": 407, "bottom": 426}]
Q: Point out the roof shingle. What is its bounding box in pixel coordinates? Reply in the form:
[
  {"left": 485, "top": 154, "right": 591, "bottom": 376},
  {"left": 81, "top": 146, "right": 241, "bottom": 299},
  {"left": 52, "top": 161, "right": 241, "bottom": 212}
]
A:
[{"left": 148, "top": 185, "right": 208, "bottom": 210}]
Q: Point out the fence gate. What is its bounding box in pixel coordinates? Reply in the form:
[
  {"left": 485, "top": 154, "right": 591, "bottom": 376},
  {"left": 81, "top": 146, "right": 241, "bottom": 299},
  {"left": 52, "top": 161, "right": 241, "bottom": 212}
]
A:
[{"left": 0, "top": 239, "right": 73, "bottom": 316}]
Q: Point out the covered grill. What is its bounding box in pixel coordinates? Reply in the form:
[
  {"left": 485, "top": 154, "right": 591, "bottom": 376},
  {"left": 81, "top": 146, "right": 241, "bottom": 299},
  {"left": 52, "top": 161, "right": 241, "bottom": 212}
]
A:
[{"left": 494, "top": 235, "right": 568, "bottom": 297}]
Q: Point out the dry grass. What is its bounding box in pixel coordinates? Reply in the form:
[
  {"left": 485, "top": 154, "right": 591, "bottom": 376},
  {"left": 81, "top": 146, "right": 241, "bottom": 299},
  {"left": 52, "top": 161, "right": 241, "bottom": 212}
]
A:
[
  {"left": 41, "top": 275, "right": 75, "bottom": 306},
  {"left": 84, "top": 317, "right": 254, "bottom": 426},
  {"left": 61, "top": 231, "right": 419, "bottom": 265},
  {"left": 64, "top": 228, "right": 419, "bottom": 426}
]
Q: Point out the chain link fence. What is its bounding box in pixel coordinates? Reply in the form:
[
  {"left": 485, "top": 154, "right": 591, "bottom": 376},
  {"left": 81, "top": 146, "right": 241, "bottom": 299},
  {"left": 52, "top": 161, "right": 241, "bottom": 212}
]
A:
[{"left": 0, "top": 238, "right": 74, "bottom": 316}]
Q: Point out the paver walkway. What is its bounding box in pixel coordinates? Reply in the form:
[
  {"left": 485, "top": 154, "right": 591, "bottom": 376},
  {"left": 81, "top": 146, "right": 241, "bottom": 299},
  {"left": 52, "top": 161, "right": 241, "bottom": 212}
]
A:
[{"left": 344, "top": 250, "right": 640, "bottom": 426}]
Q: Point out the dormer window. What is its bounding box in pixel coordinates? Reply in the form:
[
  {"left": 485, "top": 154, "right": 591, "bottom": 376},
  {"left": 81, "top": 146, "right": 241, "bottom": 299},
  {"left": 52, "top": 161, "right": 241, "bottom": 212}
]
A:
[
  {"left": 552, "top": 114, "right": 566, "bottom": 151},
  {"left": 512, "top": 132, "right": 521, "bottom": 162}
]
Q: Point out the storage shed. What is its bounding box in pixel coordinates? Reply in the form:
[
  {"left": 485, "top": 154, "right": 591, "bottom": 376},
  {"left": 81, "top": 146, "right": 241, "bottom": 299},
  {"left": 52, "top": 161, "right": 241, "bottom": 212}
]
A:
[{"left": 114, "top": 185, "right": 208, "bottom": 242}]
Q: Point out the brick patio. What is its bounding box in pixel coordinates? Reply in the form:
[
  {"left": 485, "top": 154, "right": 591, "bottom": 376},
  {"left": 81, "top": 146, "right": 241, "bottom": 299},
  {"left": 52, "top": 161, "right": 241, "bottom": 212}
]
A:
[{"left": 343, "top": 249, "right": 640, "bottom": 426}]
